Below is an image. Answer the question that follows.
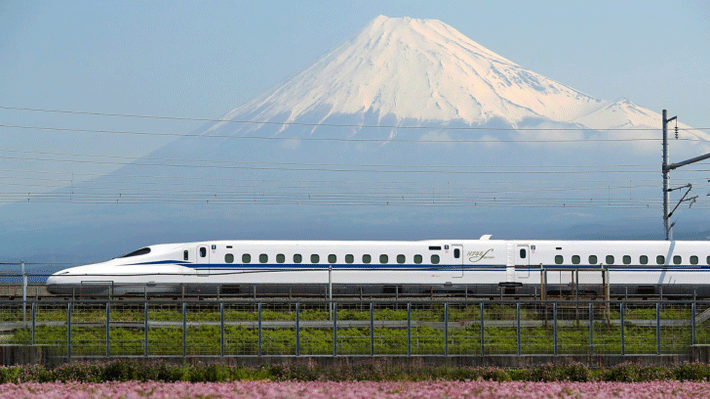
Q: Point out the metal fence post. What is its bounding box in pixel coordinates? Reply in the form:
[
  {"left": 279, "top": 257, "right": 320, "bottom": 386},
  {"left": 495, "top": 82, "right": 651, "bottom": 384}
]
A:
[
  {"left": 656, "top": 302, "right": 661, "bottom": 355},
  {"left": 620, "top": 302, "right": 625, "bottom": 355},
  {"left": 370, "top": 302, "right": 374, "bottom": 356},
  {"left": 106, "top": 302, "right": 110, "bottom": 357},
  {"left": 67, "top": 301, "right": 72, "bottom": 357},
  {"left": 182, "top": 302, "right": 187, "bottom": 358},
  {"left": 333, "top": 302, "right": 337, "bottom": 356},
  {"left": 516, "top": 302, "right": 521, "bottom": 355},
  {"left": 258, "top": 303, "right": 262, "bottom": 356},
  {"left": 31, "top": 301, "right": 36, "bottom": 347},
  {"left": 21, "top": 261, "right": 26, "bottom": 324},
  {"left": 295, "top": 302, "right": 300, "bottom": 356},
  {"left": 405, "top": 302, "right": 410, "bottom": 356},
  {"left": 444, "top": 302, "right": 448, "bottom": 356},
  {"left": 480, "top": 302, "right": 485, "bottom": 356},
  {"left": 220, "top": 302, "right": 224, "bottom": 356},
  {"left": 144, "top": 301, "right": 148, "bottom": 357},
  {"left": 692, "top": 301, "right": 696, "bottom": 346},
  {"left": 553, "top": 302, "right": 557, "bottom": 355},
  {"left": 588, "top": 302, "right": 593, "bottom": 356}
]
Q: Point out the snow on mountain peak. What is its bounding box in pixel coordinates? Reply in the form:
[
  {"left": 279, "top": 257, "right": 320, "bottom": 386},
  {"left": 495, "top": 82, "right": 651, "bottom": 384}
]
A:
[
  {"left": 212, "top": 15, "right": 707, "bottom": 144},
  {"left": 222, "top": 15, "right": 604, "bottom": 129}
]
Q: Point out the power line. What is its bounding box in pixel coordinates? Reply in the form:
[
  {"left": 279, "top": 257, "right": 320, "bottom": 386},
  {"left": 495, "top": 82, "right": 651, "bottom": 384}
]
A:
[
  {"left": 0, "top": 166, "right": 671, "bottom": 186},
  {"left": 1, "top": 191, "right": 668, "bottom": 208},
  {"left": 0, "top": 178, "right": 669, "bottom": 197},
  {"left": 2, "top": 105, "right": 708, "bottom": 132},
  {"left": 0, "top": 123, "right": 691, "bottom": 143},
  {"left": 0, "top": 148, "right": 664, "bottom": 169},
  {"left": 0, "top": 155, "right": 668, "bottom": 174}
]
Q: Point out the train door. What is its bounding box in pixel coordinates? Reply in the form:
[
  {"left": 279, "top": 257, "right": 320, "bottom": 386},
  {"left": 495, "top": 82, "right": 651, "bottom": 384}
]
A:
[
  {"left": 505, "top": 242, "right": 515, "bottom": 282},
  {"left": 516, "top": 244, "right": 530, "bottom": 279},
  {"left": 451, "top": 244, "right": 464, "bottom": 278},
  {"left": 196, "top": 245, "right": 210, "bottom": 276}
]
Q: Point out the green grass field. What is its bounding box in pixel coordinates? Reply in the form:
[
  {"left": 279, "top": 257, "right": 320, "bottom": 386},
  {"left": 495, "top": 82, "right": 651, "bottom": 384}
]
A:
[{"left": 4, "top": 300, "right": 708, "bottom": 357}]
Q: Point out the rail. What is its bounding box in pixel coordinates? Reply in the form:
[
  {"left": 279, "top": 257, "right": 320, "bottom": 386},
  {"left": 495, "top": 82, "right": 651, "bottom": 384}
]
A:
[{"left": 0, "top": 280, "right": 705, "bottom": 302}]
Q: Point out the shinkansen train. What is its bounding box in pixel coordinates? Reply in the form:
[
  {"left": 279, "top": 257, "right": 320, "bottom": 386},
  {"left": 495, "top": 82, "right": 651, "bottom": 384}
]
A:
[{"left": 45, "top": 236, "right": 710, "bottom": 296}]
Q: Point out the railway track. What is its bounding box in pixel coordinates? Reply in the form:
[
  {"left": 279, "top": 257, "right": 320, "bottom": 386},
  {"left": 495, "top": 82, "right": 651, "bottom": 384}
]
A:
[{"left": 0, "top": 283, "right": 704, "bottom": 302}]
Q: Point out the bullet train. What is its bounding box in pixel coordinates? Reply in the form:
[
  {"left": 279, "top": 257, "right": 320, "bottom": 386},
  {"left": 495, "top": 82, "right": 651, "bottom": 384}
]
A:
[{"left": 45, "top": 236, "right": 710, "bottom": 296}]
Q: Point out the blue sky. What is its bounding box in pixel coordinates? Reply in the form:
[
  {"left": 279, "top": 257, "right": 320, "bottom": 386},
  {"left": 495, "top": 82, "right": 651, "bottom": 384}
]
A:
[
  {"left": 2, "top": 1, "right": 708, "bottom": 130},
  {"left": 1, "top": 1, "right": 710, "bottom": 265}
]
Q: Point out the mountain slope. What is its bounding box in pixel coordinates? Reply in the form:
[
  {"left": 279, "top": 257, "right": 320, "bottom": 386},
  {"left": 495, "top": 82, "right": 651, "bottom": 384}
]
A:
[
  {"left": 215, "top": 16, "right": 606, "bottom": 132},
  {"left": 207, "top": 15, "right": 706, "bottom": 144}
]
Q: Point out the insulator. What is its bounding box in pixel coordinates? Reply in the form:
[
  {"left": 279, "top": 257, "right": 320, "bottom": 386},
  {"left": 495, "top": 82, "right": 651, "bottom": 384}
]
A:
[{"left": 675, "top": 125, "right": 679, "bottom": 140}]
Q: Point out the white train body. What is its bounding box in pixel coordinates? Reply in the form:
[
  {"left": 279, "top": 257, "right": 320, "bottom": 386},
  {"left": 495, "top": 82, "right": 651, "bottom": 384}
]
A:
[{"left": 45, "top": 236, "right": 710, "bottom": 295}]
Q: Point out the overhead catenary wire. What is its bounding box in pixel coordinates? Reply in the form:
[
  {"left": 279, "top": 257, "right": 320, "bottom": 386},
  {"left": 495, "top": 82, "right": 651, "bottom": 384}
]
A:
[
  {"left": 2, "top": 106, "right": 709, "bottom": 214},
  {"left": 0, "top": 148, "right": 668, "bottom": 169},
  {"left": 0, "top": 153, "right": 678, "bottom": 174},
  {"left": 0, "top": 166, "right": 686, "bottom": 186},
  {"left": 0, "top": 191, "right": 669, "bottom": 208},
  {"left": 0, "top": 123, "right": 702, "bottom": 143},
  {"left": 3, "top": 147, "right": 710, "bottom": 203},
  {"left": 0, "top": 186, "right": 672, "bottom": 200},
  {"left": 4, "top": 105, "right": 709, "bottom": 132},
  {"left": 8, "top": 147, "right": 710, "bottom": 175}
]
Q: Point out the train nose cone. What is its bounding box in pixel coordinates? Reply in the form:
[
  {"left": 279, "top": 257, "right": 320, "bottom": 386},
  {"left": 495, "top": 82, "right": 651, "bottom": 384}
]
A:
[{"left": 45, "top": 271, "right": 70, "bottom": 294}]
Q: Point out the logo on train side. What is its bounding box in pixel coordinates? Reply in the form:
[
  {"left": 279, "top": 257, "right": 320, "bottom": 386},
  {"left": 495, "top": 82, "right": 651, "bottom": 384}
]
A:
[{"left": 468, "top": 248, "right": 494, "bottom": 262}]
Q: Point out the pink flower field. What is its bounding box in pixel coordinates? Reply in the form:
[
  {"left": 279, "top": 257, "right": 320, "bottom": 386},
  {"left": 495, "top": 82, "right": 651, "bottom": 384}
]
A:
[{"left": 0, "top": 380, "right": 709, "bottom": 399}]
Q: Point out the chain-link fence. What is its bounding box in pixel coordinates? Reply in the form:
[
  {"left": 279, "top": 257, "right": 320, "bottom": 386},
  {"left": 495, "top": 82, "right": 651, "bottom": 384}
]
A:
[{"left": 1, "top": 299, "right": 707, "bottom": 358}]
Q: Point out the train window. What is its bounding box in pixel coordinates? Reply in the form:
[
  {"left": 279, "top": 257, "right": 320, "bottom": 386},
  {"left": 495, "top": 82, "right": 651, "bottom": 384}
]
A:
[
  {"left": 199, "top": 247, "right": 207, "bottom": 258},
  {"left": 572, "top": 255, "right": 580, "bottom": 265},
  {"left": 414, "top": 255, "right": 423, "bottom": 264},
  {"left": 673, "top": 255, "right": 682, "bottom": 265},
  {"left": 707, "top": 255, "right": 710, "bottom": 265},
  {"left": 623, "top": 255, "right": 631, "bottom": 265},
  {"left": 293, "top": 254, "right": 302, "bottom": 264},
  {"left": 657, "top": 255, "right": 665, "bottom": 265},
  {"left": 555, "top": 255, "right": 563, "bottom": 265},
  {"left": 328, "top": 254, "right": 337, "bottom": 263},
  {"left": 589, "top": 255, "right": 597, "bottom": 264},
  {"left": 363, "top": 254, "right": 371, "bottom": 264},
  {"left": 311, "top": 254, "right": 320, "bottom": 263},
  {"left": 431, "top": 254, "right": 440, "bottom": 264},
  {"left": 380, "top": 254, "right": 388, "bottom": 264},
  {"left": 242, "top": 254, "right": 251, "bottom": 263},
  {"left": 225, "top": 254, "right": 234, "bottom": 263},
  {"left": 259, "top": 254, "right": 268, "bottom": 263},
  {"left": 120, "top": 247, "right": 152, "bottom": 258},
  {"left": 691, "top": 256, "right": 698, "bottom": 265},
  {"left": 345, "top": 254, "right": 354, "bottom": 264},
  {"left": 276, "top": 254, "right": 285, "bottom": 263},
  {"left": 520, "top": 249, "right": 527, "bottom": 259},
  {"left": 606, "top": 255, "right": 614, "bottom": 265},
  {"left": 454, "top": 248, "right": 460, "bottom": 259},
  {"left": 397, "top": 254, "right": 405, "bottom": 264},
  {"left": 183, "top": 250, "right": 189, "bottom": 261},
  {"left": 640, "top": 255, "right": 648, "bottom": 265}
]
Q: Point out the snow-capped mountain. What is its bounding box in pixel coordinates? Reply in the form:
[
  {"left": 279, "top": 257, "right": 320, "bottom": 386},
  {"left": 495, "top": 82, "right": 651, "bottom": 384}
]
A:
[{"left": 210, "top": 15, "right": 704, "bottom": 141}]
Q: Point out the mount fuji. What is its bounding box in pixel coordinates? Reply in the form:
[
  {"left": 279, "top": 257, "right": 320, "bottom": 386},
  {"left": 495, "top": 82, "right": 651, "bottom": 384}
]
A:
[
  {"left": 3, "top": 15, "right": 709, "bottom": 266},
  {"left": 209, "top": 15, "right": 704, "bottom": 141}
]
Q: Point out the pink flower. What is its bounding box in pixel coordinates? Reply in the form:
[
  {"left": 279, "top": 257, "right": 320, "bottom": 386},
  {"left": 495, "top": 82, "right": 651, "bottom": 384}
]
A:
[{"left": 0, "top": 380, "right": 709, "bottom": 398}]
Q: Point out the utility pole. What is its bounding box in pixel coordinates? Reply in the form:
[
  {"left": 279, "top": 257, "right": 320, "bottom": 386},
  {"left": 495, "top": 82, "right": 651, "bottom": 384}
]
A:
[
  {"left": 662, "top": 109, "right": 708, "bottom": 240},
  {"left": 662, "top": 109, "right": 676, "bottom": 240}
]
